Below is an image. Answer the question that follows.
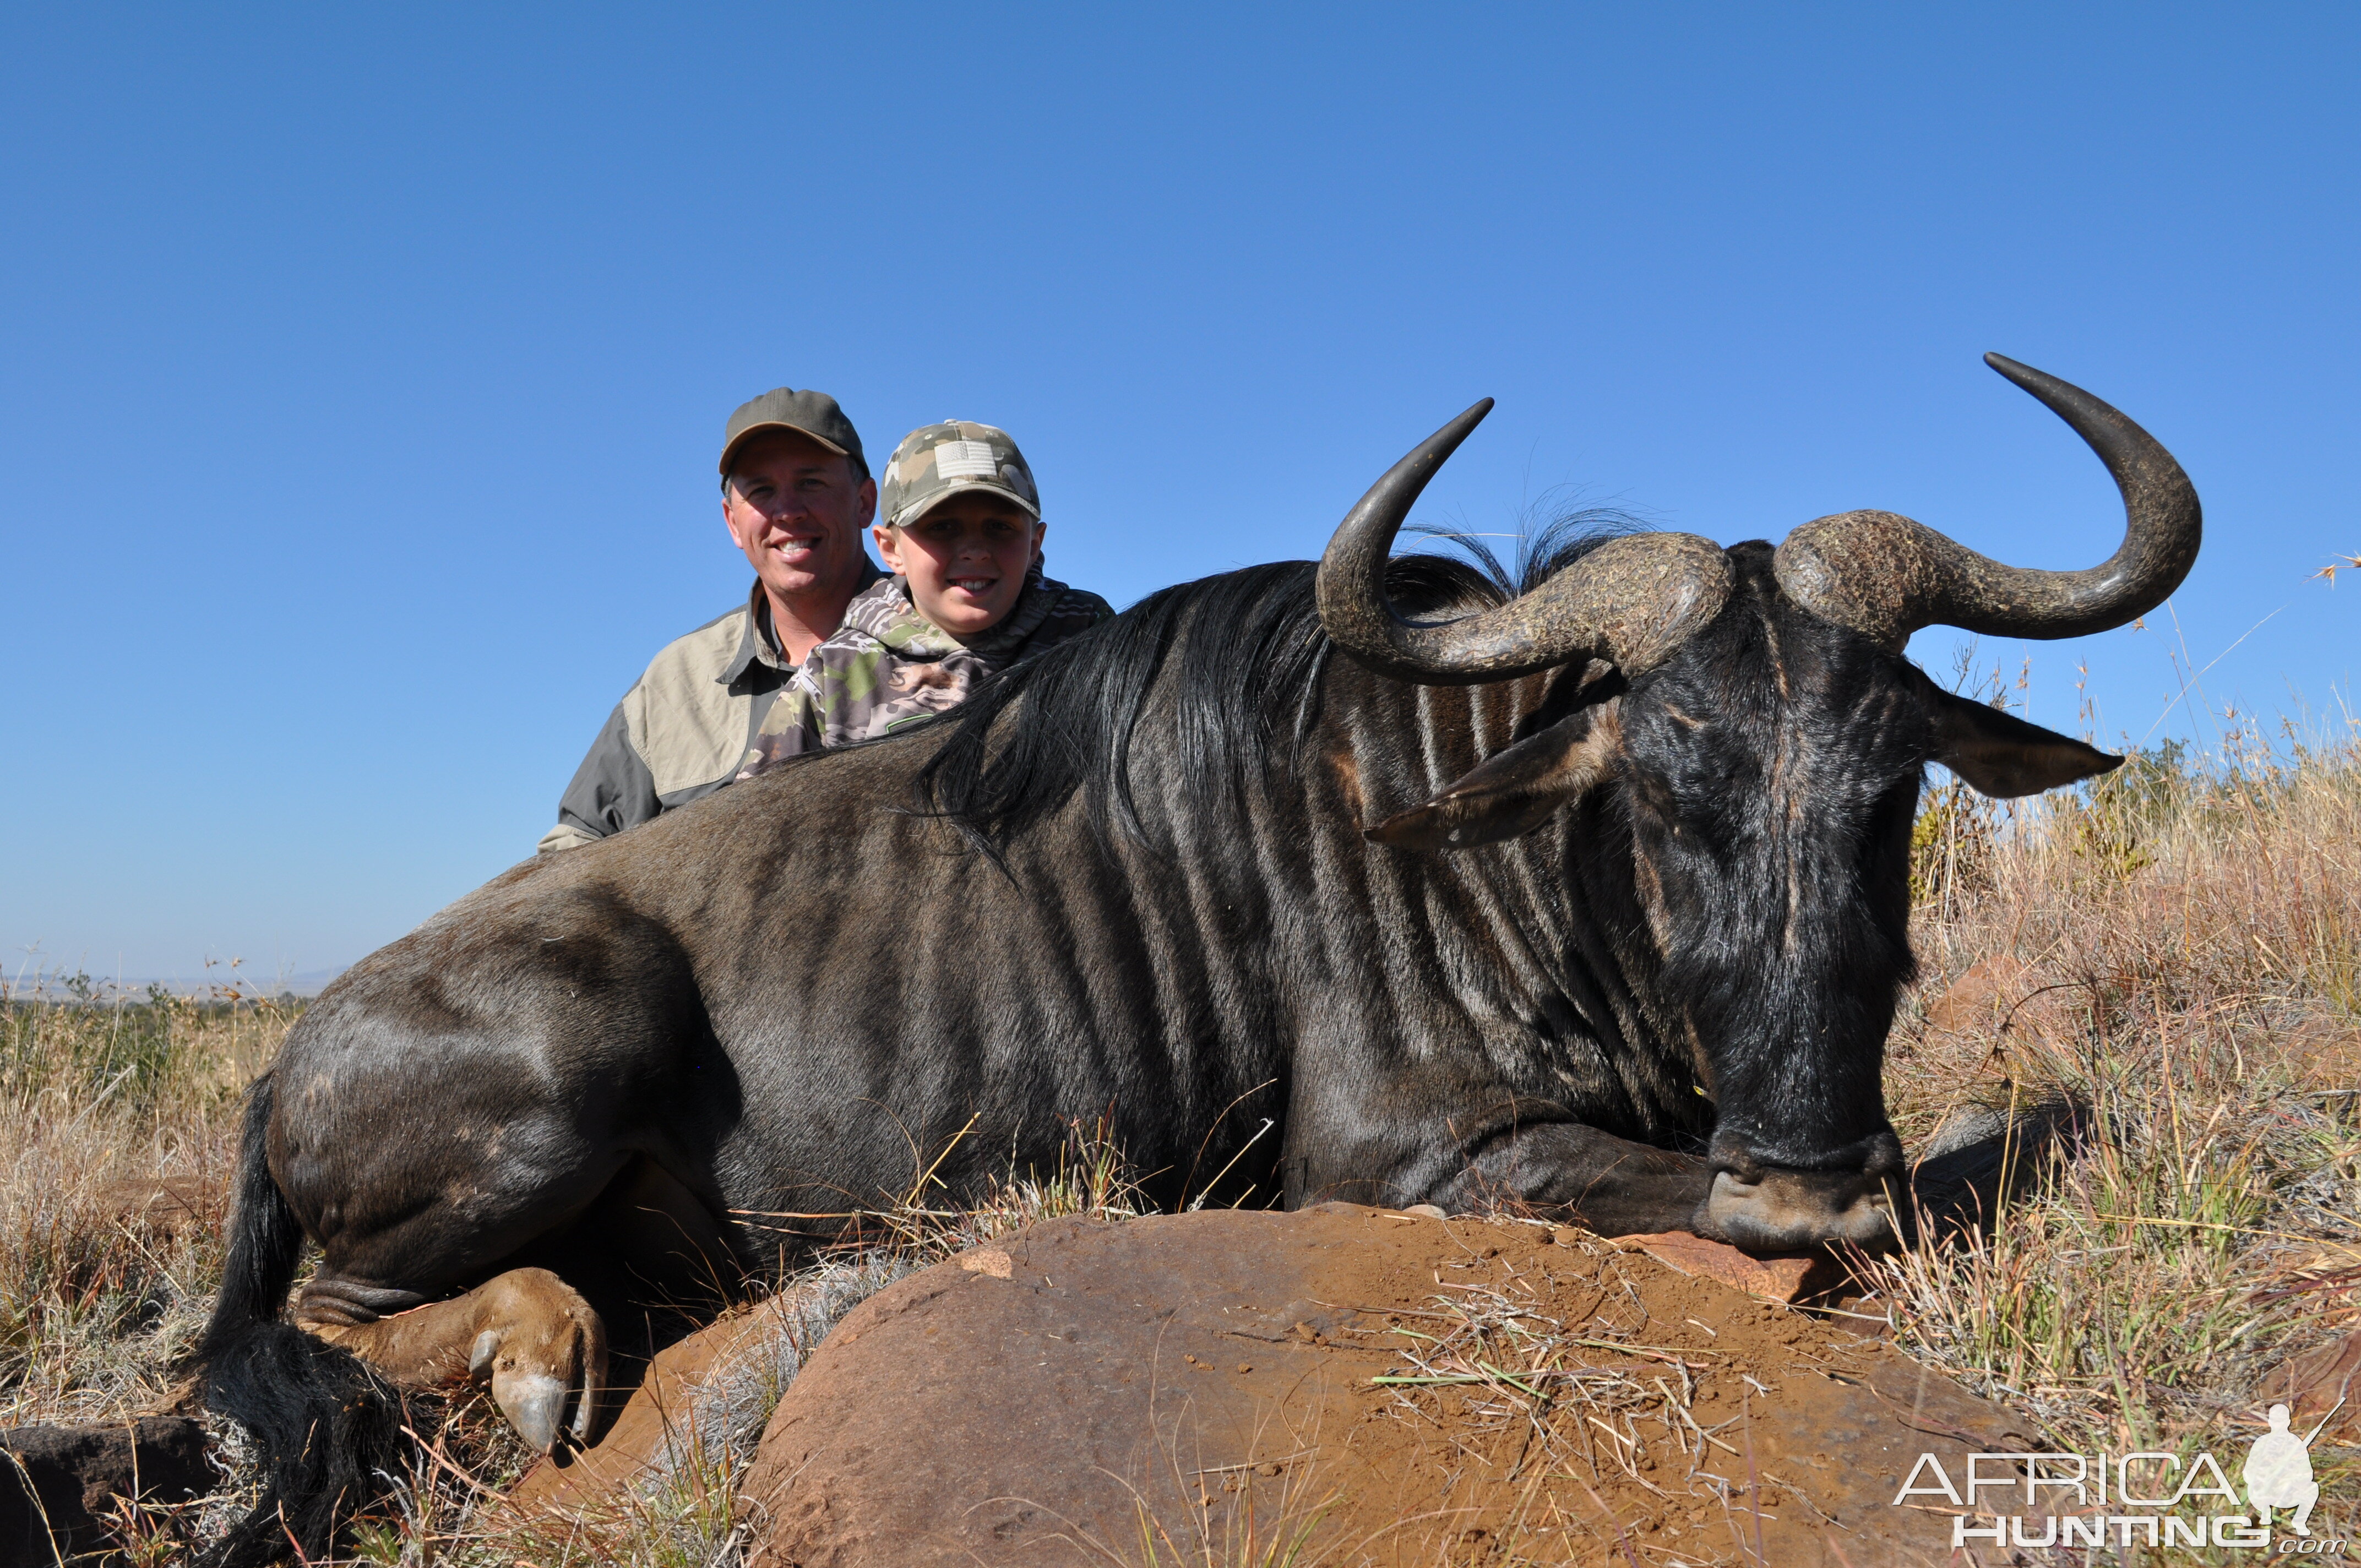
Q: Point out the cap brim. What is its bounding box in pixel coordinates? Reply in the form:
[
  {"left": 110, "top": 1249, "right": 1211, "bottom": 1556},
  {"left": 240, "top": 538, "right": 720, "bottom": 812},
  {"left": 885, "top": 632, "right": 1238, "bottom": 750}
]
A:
[
  {"left": 719, "top": 421, "right": 850, "bottom": 474},
  {"left": 889, "top": 479, "right": 1041, "bottom": 528}
]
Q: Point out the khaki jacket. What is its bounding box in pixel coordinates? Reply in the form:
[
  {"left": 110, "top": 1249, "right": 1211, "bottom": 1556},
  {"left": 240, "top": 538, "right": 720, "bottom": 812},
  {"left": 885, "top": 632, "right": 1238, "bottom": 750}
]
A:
[{"left": 537, "top": 569, "right": 882, "bottom": 854}]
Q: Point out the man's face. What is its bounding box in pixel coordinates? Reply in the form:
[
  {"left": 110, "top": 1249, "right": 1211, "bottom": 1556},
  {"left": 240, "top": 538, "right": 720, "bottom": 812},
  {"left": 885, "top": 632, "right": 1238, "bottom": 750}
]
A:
[
  {"left": 875, "top": 491, "right": 1045, "bottom": 638},
  {"left": 722, "top": 430, "right": 878, "bottom": 608}
]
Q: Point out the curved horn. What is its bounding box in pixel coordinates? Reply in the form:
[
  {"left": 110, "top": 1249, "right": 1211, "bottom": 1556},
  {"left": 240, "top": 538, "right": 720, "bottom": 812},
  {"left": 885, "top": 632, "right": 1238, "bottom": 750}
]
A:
[
  {"left": 1772, "top": 353, "right": 2201, "bottom": 647},
  {"left": 1316, "top": 402, "right": 1734, "bottom": 684}
]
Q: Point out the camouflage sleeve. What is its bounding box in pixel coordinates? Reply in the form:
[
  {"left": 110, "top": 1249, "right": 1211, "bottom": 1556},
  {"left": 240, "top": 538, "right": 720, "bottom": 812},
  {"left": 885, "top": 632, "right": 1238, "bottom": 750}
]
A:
[
  {"left": 540, "top": 701, "right": 660, "bottom": 853},
  {"left": 736, "top": 684, "right": 820, "bottom": 780}
]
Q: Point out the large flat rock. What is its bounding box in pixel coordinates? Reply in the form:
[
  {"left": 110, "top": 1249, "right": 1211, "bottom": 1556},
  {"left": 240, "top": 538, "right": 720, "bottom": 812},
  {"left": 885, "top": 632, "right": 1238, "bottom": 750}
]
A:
[
  {"left": 1, "top": 1415, "right": 211, "bottom": 1564},
  {"left": 742, "top": 1206, "right": 2040, "bottom": 1566}
]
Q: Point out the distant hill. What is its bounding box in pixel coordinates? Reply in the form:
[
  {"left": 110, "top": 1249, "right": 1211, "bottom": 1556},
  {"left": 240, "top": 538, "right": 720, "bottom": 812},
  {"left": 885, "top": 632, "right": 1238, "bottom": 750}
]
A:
[{"left": 8, "top": 966, "right": 346, "bottom": 1000}]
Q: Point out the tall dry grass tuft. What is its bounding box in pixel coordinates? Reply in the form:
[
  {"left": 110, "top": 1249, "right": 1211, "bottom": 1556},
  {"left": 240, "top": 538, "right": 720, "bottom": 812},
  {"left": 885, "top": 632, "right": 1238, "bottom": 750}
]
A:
[
  {"left": 1878, "top": 710, "right": 2361, "bottom": 1542},
  {"left": 0, "top": 968, "right": 287, "bottom": 1428}
]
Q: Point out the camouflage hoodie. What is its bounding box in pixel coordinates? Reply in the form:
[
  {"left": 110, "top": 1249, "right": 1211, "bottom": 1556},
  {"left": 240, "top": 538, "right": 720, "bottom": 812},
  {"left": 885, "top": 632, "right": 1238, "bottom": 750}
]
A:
[{"left": 736, "top": 564, "right": 1111, "bottom": 778}]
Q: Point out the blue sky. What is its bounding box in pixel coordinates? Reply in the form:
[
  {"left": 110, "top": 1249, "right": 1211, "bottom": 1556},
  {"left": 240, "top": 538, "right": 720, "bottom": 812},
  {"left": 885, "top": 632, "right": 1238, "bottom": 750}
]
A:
[{"left": 3, "top": 6, "right": 2354, "bottom": 981}]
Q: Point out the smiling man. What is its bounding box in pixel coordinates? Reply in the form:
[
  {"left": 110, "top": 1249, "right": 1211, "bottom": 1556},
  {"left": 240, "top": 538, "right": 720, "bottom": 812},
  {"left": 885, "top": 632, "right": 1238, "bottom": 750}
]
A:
[
  {"left": 734, "top": 418, "right": 1111, "bottom": 777},
  {"left": 536, "top": 388, "right": 882, "bottom": 853}
]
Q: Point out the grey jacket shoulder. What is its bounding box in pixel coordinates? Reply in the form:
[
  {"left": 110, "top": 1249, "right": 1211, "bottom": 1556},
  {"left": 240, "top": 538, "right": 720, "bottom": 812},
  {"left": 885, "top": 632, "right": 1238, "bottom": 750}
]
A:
[{"left": 539, "top": 603, "right": 766, "bottom": 854}]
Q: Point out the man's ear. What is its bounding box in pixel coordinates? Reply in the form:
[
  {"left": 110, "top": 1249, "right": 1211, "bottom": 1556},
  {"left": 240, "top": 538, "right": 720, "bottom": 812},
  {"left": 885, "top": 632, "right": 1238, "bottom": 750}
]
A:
[
  {"left": 1924, "top": 684, "right": 2121, "bottom": 798},
  {"left": 1368, "top": 704, "right": 1622, "bottom": 851}
]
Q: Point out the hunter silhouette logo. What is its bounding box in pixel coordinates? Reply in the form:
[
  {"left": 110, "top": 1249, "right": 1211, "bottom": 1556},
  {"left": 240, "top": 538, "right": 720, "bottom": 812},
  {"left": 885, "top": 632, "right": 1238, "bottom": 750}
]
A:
[
  {"left": 1894, "top": 1398, "right": 2344, "bottom": 1553},
  {"left": 2245, "top": 1402, "right": 2321, "bottom": 1537}
]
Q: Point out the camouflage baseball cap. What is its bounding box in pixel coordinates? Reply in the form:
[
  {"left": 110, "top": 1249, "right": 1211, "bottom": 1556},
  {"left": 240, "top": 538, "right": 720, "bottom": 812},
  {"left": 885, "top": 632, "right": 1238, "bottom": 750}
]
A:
[
  {"left": 878, "top": 421, "right": 1041, "bottom": 529},
  {"left": 720, "top": 387, "right": 866, "bottom": 476}
]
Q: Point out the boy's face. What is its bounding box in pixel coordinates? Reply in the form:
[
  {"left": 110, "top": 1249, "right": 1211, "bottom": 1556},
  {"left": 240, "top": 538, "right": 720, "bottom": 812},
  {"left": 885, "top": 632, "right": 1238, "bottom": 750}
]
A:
[{"left": 876, "top": 492, "right": 1045, "bottom": 638}]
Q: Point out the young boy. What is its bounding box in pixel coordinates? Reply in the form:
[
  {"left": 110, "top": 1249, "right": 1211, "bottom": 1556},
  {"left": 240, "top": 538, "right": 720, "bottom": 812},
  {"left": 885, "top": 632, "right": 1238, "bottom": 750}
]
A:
[{"left": 736, "top": 420, "right": 1111, "bottom": 777}]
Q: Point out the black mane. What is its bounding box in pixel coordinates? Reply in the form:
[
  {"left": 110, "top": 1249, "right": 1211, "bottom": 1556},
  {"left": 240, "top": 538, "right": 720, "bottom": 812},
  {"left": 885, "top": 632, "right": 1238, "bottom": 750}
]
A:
[{"left": 915, "top": 520, "right": 1640, "bottom": 850}]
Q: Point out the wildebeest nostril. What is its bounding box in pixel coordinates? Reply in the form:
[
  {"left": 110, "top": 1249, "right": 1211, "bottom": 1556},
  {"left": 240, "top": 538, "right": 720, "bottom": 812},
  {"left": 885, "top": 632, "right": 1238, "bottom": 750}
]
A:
[
  {"left": 1704, "top": 1166, "right": 1898, "bottom": 1251},
  {"left": 1713, "top": 1153, "right": 1766, "bottom": 1185}
]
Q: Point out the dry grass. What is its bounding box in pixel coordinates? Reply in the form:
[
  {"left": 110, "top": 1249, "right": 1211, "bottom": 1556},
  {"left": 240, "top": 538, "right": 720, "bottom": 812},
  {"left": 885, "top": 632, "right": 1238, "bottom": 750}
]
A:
[
  {"left": 0, "top": 967, "right": 285, "bottom": 1429},
  {"left": 1876, "top": 711, "right": 2361, "bottom": 1557},
  {"left": 4, "top": 715, "right": 2357, "bottom": 1564}
]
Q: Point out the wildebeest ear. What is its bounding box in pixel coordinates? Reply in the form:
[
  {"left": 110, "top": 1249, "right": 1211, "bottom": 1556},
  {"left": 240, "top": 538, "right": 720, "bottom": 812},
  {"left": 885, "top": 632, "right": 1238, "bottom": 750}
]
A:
[
  {"left": 1925, "top": 685, "right": 2121, "bottom": 798},
  {"left": 1369, "top": 706, "right": 1622, "bottom": 851}
]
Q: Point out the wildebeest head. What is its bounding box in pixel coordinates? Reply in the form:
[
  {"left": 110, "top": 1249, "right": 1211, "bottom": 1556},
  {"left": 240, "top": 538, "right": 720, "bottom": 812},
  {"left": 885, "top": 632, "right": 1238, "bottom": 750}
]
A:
[{"left": 1316, "top": 355, "right": 2200, "bottom": 1249}]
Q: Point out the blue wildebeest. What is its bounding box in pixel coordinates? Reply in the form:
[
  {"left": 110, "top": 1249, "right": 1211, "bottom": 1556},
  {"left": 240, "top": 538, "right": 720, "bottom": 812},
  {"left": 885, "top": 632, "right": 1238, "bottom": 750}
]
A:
[{"left": 193, "top": 355, "right": 2195, "bottom": 1564}]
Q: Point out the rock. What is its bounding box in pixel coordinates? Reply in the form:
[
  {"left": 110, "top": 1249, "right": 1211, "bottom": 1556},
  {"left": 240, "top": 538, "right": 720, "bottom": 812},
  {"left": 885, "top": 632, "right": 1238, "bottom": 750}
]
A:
[
  {"left": 1607, "top": 1229, "right": 1831, "bottom": 1303},
  {"left": 95, "top": 1175, "right": 220, "bottom": 1241},
  {"left": 741, "top": 1207, "right": 2039, "bottom": 1566},
  {"left": 2261, "top": 1329, "right": 2361, "bottom": 1441},
  {"left": 2283, "top": 1013, "right": 2361, "bottom": 1096},
  {"left": 956, "top": 1247, "right": 1013, "bottom": 1278},
  {"left": 1922, "top": 955, "right": 2074, "bottom": 1044},
  {"left": 0, "top": 1416, "right": 211, "bottom": 1563}
]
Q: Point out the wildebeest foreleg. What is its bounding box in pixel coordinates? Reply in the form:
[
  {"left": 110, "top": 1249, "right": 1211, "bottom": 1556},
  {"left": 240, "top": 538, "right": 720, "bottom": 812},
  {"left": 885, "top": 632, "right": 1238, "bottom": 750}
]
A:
[
  {"left": 1299, "top": 1095, "right": 1716, "bottom": 1237},
  {"left": 298, "top": 1267, "right": 608, "bottom": 1452},
  {"left": 1411, "top": 1104, "right": 1895, "bottom": 1248},
  {"left": 1424, "top": 1117, "right": 1717, "bottom": 1235},
  {"left": 1292, "top": 1059, "right": 1720, "bottom": 1235}
]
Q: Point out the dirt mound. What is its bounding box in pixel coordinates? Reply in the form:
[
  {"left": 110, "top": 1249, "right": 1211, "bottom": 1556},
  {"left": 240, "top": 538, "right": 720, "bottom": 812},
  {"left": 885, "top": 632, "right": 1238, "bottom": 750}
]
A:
[{"left": 741, "top": 1206, "right": 2036, "bottom": 1566}]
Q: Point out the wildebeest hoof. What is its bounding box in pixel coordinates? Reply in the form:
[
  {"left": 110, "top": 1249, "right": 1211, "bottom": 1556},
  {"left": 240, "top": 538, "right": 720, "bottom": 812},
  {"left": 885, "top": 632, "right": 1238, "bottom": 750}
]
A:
[
  {"left": 463, "top": 1267, "right": 608, "bottom": 1450},
  {"left": 1702, "top": 1167, "right": 1895, "bottom": 1251},
  {"left": 492, "top": 1369, "right": 572, "bottom": 1453}
]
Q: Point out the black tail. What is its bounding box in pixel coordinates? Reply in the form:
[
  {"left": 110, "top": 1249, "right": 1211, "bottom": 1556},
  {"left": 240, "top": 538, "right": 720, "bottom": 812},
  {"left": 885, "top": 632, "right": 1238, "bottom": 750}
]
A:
[{"left": 189, "top": 1072, "right": 413, "bottom": 1567}]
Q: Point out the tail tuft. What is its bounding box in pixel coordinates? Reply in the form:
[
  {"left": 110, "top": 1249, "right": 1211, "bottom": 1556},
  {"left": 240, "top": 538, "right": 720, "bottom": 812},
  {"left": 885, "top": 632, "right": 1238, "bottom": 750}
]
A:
[
  {"left": 189, "top": 1071, "right": 416, "bottom": 1567},
  {"left": 196, "top": 1325, "right": 412, "bottom": 1568}
]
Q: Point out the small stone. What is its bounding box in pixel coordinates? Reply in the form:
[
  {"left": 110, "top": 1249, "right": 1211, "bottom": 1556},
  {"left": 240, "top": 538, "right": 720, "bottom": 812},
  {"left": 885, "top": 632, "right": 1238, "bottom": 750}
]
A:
[
  {"left": 1402, "top": 1204, "right": 1448, "bottom": 1219},
  {"left": 1236, "top": 1364, "right": 1253, "bottom": 1374},
  {"left": 1608, "top": 1231, "right": 1827, "bottom": 1303}
]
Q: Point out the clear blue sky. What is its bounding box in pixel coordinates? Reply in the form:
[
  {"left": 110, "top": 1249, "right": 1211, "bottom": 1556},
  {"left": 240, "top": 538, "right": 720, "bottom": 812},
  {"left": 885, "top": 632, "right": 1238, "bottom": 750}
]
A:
[{"left": 4, "top": 6, "right": 2354, "bottom": 982}]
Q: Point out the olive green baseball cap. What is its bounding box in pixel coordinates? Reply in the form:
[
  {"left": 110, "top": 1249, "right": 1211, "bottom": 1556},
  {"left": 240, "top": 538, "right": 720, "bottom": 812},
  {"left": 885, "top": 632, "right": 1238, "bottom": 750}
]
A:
[
  {"left": 878, "top": 420, "right": 1041, "bottom": 529},
  {"left": 719, "top": 387, "right": 867, "bottom": 476}
]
